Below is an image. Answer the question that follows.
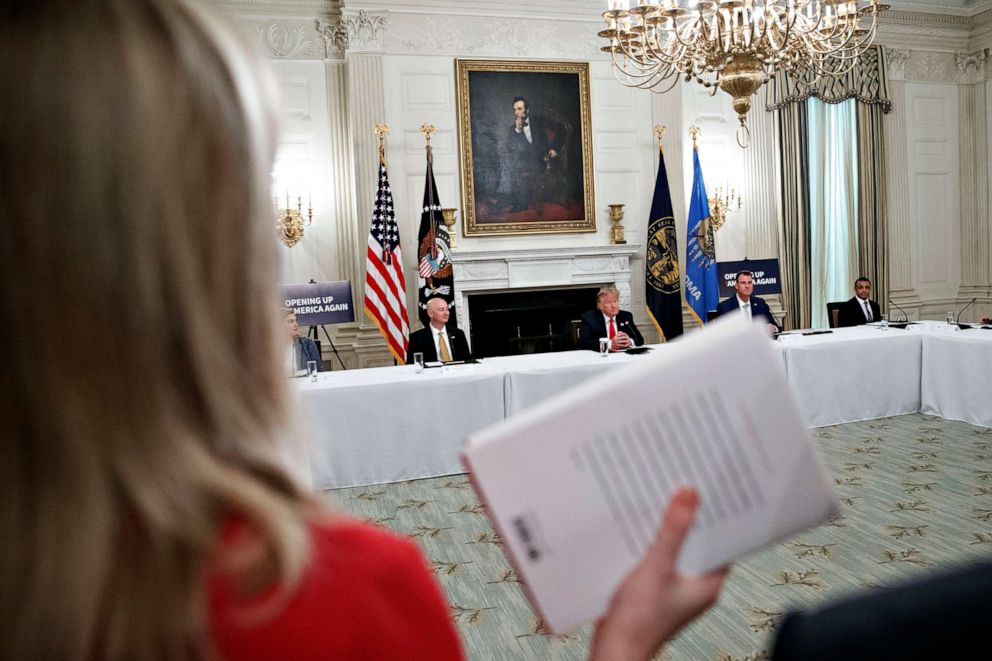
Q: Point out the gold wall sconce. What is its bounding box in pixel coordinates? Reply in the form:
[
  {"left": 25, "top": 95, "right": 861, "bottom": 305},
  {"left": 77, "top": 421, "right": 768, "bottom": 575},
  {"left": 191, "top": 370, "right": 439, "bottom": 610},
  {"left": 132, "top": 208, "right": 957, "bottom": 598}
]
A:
[
  {"left": 708, "top": 187, "right": 742, "bottom": 232},
  {"left": 275, "top": 194, "right": 313, "bottom": 248}
]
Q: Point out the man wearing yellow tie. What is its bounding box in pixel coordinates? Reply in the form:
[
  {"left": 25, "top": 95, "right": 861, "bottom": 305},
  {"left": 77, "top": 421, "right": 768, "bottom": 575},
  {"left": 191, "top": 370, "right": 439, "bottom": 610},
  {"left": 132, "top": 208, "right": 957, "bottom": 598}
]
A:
[{"left": 406, "top": 295, "right": 472, "bottom": 365}]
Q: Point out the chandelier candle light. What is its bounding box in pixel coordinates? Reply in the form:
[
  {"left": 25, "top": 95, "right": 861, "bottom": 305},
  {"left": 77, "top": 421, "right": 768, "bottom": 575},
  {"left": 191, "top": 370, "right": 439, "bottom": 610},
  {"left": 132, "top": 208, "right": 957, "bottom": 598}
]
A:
[{"left": 600, "top": 0, "right": 888, "bottom": 147}]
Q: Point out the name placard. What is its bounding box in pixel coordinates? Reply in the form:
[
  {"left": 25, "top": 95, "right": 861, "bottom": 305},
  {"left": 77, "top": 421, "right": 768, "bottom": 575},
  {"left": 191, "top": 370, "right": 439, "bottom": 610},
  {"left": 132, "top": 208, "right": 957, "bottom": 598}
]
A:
[{"left": 281, "top": 281, "right": 355, "bottom": 326}]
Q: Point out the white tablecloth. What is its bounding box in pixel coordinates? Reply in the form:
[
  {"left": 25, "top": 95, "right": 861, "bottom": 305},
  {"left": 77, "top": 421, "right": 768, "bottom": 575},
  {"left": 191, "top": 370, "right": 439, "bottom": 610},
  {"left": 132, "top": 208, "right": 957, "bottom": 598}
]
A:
[
  {"left": 921, "top": 328, "right": 992, "bottom": 427},
  {"left": 296, "top": 323, "right": 991, "bottom": 489},
  {"left": 778, "top": 325, "right": 922, "bottom": 427},
  {"left": 486, "top": 348, "right": 655, "bottom": 416},
  {"left": 294, "top": 364, "right": 506, "bottom": 489}
]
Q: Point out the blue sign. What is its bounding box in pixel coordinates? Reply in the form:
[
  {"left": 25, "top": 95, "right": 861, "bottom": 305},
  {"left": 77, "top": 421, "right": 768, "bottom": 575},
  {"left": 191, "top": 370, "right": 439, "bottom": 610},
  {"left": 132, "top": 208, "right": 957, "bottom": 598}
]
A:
[
  {"left": 717, "top": 259, "right": 781, "bottom": 297},
  {"left": 281, "top": 281, "right": 355, "bottom": 326}
]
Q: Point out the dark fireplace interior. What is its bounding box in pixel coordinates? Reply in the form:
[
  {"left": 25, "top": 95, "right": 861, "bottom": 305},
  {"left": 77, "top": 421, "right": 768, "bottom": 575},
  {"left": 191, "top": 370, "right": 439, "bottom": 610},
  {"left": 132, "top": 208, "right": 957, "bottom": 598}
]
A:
[{"left": 467, "top": 287, "right": 599, "bottom": 358}]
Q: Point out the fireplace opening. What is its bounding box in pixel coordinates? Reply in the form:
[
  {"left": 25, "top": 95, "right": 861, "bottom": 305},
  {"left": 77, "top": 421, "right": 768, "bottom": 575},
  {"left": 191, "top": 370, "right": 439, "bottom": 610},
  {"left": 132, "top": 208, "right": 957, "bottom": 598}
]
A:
[{"left": 467, "top": 287, "right": 600, "bottom": 358}]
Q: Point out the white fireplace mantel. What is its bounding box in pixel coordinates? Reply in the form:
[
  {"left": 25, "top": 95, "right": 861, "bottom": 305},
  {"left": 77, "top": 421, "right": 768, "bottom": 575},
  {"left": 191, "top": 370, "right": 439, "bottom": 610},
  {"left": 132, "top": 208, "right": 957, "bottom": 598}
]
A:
[{"left": 450, "top": 244, "right": 642, "bottom": 343}]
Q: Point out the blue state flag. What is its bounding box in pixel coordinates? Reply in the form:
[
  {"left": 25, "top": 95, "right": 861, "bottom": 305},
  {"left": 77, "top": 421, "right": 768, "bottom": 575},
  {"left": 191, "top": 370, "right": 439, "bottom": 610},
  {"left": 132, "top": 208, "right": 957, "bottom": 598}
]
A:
[
  {"left": 645, "top": 146, "right": 683, "bottom": 341},
  {"left": 684, "top": 147, "right": 718, "bottom": 324}
]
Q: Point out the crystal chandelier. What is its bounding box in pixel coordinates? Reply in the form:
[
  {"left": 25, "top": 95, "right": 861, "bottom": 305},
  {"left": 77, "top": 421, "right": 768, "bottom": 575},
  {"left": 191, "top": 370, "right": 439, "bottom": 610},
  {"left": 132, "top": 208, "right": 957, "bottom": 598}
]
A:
[{"left": 599, "top": 0, "right": 888, "bottom": 146}]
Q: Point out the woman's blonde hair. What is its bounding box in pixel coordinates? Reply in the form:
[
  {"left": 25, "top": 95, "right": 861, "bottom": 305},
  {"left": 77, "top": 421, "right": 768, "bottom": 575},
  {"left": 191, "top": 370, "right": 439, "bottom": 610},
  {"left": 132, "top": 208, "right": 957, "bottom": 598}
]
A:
[{"left": 0, "top": 0, "right": 308, "bottom": 657}]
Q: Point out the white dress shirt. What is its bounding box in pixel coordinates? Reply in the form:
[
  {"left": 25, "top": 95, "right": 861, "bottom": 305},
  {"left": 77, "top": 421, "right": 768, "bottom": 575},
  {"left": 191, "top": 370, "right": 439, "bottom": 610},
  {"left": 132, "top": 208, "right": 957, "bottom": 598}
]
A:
[
  {"left": 858, "top": 296, "right": 873, "bottom": 321},
  {"left": 432, "top": 325, "right": 453, "bottom": 360},
  {"left": 737, "top": 295, "right": 752, "bottom": 321},
  {"left": 516, "top": 121, "right": 533, "bottom": 144},
  {"left": 601, "top": 313, "right": 640, "bottom": 347}
]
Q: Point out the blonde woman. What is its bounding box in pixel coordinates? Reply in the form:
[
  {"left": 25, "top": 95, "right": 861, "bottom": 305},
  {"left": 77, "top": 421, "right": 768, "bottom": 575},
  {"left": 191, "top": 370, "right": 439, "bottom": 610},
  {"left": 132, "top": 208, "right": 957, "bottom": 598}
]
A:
[{"left": 0, "top": 1, "right": 724, "bottom": 659}]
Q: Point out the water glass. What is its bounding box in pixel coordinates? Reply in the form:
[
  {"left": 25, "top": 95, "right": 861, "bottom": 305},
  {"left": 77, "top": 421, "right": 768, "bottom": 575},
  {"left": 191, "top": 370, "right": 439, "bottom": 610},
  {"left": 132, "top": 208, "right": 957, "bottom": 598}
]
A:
[
  {"left": 599, "top": 337, "right": 610, "bottom": 357},
  {"left": 946, "top": 311, "right": 955, "bottom": 326},
  {"left": 307, "top": 360, "right": 318, "bottom": 382},
  {"left": 880, "top": 313, "right": 888, "bottom": 331},
  {"left": 413, "top": 352, "right": 424, "bottom": 374}
]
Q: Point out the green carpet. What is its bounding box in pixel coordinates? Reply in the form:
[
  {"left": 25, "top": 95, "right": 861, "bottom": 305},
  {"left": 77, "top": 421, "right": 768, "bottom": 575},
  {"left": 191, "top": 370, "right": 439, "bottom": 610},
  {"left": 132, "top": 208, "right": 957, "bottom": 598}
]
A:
[{"left": 321, "top": 413, "right": 992, "bottom": 660}]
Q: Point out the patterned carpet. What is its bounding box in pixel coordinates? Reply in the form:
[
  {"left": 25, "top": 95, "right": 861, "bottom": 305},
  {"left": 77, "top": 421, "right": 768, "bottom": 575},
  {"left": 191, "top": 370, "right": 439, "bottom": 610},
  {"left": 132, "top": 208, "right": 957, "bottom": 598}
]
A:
[{"left": 321, "top": 413, "right": 992, "bottom": 660}]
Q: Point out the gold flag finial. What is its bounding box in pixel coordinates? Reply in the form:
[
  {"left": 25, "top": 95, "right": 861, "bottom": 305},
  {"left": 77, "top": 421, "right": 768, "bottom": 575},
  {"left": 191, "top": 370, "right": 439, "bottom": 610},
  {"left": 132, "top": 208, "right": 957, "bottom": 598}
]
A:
[
  {"left": 374, "top": 124, "right": 389, "bottom": 162},
  {"left": 419, "top": 123, "right": 436, "bottom": 145},
  {"left": 689, "top": 125, "right": 701, "bottom": 145},
  {"left": 654, "top": 125, "right": 667, "bottom": 150}
]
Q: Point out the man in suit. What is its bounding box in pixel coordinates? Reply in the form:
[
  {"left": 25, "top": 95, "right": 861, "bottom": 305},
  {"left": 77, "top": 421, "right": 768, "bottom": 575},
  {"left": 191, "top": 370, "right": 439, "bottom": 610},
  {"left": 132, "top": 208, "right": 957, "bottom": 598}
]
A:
[
  {"left": 499, "top": 96, "right": 566, "bottom": 213},
  {"left": 284, "top": 309, "right": 321, "bottom": 375},
  {"left": 838, "top": 277, "right": 882, "bottom": 327},
  {"left": 406, "top": 295, "right": 472, "bottom": 364},
  {"left": 715, "top": 270, "right": 780, "bottom": 334},
  {"left": 579, "top": 286, "right": 645, "bottom": 352}
]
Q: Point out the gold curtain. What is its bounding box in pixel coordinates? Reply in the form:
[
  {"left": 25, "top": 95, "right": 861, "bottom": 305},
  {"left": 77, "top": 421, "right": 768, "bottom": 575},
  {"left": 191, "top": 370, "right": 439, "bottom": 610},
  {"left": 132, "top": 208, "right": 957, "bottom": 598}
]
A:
[
  {"left": 767, "top": 46, "right": 891, "bottom": 327},
  {"left": 775, "top": 103, "right": 812, "bottom": 330}
]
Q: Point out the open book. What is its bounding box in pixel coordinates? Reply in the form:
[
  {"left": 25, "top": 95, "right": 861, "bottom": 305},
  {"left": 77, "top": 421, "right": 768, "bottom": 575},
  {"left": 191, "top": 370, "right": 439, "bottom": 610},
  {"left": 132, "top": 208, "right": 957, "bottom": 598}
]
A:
[{"left": 462, "top": 315, "right": 839, "bottom": 633}]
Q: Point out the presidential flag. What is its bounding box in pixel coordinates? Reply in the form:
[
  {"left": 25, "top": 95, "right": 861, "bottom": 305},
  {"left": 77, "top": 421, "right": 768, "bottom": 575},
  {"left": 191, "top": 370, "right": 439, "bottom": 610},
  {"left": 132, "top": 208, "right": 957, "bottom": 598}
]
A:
[
  {"left": 684, "top": 145, "right": 718, "bottom": 325},
  {"left": 364, "top": 158, "right": 410, "bottom": 363},
  {"left": 645, "top": 144, "right": 683, "bottom": 341},
  {"left": 416, "top": 144, "right": 456, "bottom": 327}
]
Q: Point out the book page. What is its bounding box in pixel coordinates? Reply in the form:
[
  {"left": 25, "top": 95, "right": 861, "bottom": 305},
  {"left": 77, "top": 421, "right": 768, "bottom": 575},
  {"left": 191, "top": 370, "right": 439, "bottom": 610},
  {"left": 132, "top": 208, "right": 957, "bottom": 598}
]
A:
[{"left": 463, "top": 315, "right": 839, "bottom": 633}]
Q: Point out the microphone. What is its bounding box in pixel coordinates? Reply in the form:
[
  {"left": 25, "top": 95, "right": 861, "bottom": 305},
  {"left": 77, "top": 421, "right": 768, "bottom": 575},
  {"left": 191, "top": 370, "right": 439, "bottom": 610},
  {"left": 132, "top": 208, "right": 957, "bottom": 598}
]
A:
[
  {"left": 888, "top": 299, "right": 910, "bottom": 323},
  {"left": 956, "top": 297, "right": 977, "bottom": 326}
]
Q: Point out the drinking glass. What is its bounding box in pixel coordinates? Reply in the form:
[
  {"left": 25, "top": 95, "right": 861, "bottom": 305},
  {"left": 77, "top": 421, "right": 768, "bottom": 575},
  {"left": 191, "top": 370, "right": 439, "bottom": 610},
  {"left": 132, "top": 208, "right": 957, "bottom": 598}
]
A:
[
  {"left": 307, "top": 360, "right": 318, "bottom": 382},
  {"left": 599, "top": 337, "right": 610, "bottom": 357},
  {"left": 880, "top": 313, "right": 888, "bottom": 331},
  {"left": 946, "top": 311, "right": 955, "bottom": 326},
  {"left": 413, "top": 352, "right": 424, "bottom": 374}
]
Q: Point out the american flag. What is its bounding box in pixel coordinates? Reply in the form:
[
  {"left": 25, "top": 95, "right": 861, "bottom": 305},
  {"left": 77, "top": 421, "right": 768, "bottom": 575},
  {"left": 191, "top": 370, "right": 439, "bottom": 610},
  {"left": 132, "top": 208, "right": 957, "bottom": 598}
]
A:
[{"left": 364, "top": 160, "right": 409, "bottom": 363}]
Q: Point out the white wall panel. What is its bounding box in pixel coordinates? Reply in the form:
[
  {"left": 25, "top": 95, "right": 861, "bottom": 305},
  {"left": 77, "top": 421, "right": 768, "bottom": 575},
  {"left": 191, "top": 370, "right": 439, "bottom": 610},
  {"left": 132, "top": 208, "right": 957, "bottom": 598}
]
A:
[{"left": 905, "top": 83, "right": 960, "bottom": 302}]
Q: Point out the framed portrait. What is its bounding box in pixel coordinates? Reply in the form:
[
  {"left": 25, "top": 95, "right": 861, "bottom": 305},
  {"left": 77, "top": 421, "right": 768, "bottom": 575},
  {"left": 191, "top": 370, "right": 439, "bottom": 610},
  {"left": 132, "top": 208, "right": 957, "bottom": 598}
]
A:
[{"left": 455, "top": 59, "right": 595, "bottom": 236}]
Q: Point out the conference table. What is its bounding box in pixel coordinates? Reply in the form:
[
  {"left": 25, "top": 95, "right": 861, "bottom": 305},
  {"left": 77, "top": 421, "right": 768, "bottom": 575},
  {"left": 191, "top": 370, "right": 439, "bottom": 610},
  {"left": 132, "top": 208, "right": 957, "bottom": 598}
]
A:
[{"left": 293, "top": 320, "right": 992, "bottom": 489}]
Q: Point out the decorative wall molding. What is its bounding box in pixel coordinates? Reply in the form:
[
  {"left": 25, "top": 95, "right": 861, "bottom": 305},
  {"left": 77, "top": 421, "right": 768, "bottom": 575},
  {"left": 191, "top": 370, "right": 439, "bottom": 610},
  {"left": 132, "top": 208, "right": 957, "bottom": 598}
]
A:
[
  {"left": 383, "top": 14, "right": 603, "bottom": 58},
  {"left": 955, "top": 48, "right": 989, "bottom": 81},
  {"left": 254, "top": 20, "right": 327, "bottom": 59},
  {"left": 315, "top": 18, "right": 349, "bottom": 57},
  {"left": 887, "top": 48, "right": 912, "bottom": 80},
  {"left": 344, "top": 9, "right": 388, "bottom": 52}
]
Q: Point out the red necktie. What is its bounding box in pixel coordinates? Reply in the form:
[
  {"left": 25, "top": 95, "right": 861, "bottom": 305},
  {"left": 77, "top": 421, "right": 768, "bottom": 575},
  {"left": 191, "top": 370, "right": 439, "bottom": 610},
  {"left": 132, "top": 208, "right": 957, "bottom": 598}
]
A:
[{"left": 608, "top": 317, "right": 616, "bottom": 341}]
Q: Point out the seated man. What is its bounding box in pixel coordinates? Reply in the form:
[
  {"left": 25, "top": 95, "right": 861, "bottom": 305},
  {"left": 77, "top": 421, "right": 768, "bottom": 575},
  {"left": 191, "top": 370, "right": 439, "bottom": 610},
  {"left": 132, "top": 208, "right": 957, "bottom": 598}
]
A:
[
  {"left": 579, "top": 286, "right": 644, "bottom": 352},
  {"left": 406, "top": 295, "right": 472, "bottom": 364},
  {"left": 715, "top": 270, "right": 779, "bottom": 334},
  {"left": 285, "top": 308, "right": 321, "bottom": 375},
  {"left": 838, "top": 276, "right": 882, "bottom": 327}
]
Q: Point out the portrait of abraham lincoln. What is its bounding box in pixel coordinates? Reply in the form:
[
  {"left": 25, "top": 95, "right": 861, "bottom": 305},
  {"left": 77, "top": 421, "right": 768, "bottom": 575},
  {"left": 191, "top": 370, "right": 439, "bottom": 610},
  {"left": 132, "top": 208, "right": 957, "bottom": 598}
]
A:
[{"left": 455, "top": 60, "right": 595, "bottom": 236}]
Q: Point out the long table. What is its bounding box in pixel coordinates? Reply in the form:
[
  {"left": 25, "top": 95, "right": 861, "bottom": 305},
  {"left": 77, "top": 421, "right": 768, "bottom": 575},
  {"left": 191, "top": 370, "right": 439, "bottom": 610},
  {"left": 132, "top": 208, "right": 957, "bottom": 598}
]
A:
[{"left": 293, "top": 321, "right": 992, "bottom": 489}]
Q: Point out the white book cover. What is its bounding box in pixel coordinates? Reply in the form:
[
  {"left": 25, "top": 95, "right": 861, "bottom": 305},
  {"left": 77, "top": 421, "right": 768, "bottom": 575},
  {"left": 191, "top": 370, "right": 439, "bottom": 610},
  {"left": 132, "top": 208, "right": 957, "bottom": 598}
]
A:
[{"left": 462, "top": 315, "right": 839, "bottom": 633}]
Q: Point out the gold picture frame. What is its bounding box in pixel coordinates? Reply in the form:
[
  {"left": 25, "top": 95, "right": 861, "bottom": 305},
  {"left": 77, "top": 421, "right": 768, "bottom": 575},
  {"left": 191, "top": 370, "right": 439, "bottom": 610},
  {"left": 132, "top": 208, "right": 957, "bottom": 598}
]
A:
[{"left": 455, "top": 59, "right": 596, "bottom": 236}]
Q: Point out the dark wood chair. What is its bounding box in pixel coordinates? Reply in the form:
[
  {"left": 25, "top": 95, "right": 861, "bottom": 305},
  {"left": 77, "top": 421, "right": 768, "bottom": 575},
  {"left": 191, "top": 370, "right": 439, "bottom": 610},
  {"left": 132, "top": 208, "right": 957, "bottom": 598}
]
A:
[
  {"left": 707, "top": 309, "right": 720, "bottom": 322},
  {"left": 826, "top": 302, "right": 844, "bottom": 329}
]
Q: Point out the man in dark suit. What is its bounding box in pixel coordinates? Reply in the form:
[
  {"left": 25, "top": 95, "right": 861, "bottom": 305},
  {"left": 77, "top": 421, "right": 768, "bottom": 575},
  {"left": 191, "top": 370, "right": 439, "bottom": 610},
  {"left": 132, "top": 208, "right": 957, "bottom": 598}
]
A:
[
  {"left": 838, "top": 277, "right": 882, "bottom": 327},
  {"left": 406, "top": 295, "right": 472, "bottom": 364},
  {"left": 579, "top": 286, "right": 645, "bottom": 352},
  {"left": 714, "top": 270, "right": 779, "bottom": 334},
  {"left": 499, "top": 96, "right": 566, "bottom": 213}
]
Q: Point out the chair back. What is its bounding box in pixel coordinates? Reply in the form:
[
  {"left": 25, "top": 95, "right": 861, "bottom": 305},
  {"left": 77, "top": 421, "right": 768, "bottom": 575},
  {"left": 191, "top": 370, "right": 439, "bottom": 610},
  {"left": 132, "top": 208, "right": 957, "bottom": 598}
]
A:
[
  {"left": 706, "top": 309, "right": 720, "bottom": 322},
  {"left": 826, "top": 302, "right": 844, "bottom": 328}
]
